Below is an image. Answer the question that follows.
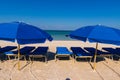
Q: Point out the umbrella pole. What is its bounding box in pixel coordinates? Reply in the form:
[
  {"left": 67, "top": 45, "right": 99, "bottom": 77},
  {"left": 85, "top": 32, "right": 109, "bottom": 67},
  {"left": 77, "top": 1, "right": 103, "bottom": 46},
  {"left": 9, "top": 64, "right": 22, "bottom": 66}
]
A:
[
  {"left": 93, "top": 42, "right": 98, "bottom": 70},
  {"left": 17, "top": 44, "right": 20, "bottom": 70}
]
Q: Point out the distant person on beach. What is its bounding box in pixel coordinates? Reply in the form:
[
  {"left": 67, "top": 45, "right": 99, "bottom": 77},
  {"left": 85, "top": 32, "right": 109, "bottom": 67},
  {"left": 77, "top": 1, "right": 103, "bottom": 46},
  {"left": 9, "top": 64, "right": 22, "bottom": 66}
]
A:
[{"left": 66, "top": 78, "right": 71, "bottom": 80}]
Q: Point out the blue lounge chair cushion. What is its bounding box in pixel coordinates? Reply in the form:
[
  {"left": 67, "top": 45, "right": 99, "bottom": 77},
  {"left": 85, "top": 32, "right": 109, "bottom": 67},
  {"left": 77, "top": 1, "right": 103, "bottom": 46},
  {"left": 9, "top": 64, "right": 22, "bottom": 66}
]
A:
[
  {"left": 84, "top": 47, "right": 102, "bottom": 55},
  {"left": 84, "top": 47, "right": 111, "bottom": 55},
  {"left": 30, "top": 47, "right": 48, "bottom": 55},
  {"left": 12, "top": 46, "right": 35, "bottom": 55},
  {"left": 76, "top": 52, "right": 92, "bottom": 56},
  {"left": 0, "top": 46, "right": 17, "bottom": 53},
  {"left": 102, "top": 47, "right": 116, "bottom": 53},
  {"left": 71, "top": 47, "right": 92, "bottom": 56},
  {"left": 4, "top": 51, "right": 14, "bottom": 55},
  {"left": 56, "top": 47, "right": 72, "bottom": 54}
]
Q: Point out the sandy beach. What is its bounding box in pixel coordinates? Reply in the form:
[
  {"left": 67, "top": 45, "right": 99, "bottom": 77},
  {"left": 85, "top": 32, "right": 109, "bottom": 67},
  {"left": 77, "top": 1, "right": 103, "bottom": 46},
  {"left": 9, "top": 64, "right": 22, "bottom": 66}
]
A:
[{"left": 0, "top": 40, "right": 120, "bottom": 80}]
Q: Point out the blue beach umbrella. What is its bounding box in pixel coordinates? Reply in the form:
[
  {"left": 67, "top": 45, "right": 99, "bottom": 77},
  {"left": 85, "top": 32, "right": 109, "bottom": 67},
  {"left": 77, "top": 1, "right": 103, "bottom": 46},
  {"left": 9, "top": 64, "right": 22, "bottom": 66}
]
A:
[
  {"left": 0, "top": 22, "right": 53, "bottom": 70},
  {"left": 68, "top": 25, "right": 120, "bottom": 70},
  {"left": 0, "top": 22, "right": 53, "bottom": 44}
]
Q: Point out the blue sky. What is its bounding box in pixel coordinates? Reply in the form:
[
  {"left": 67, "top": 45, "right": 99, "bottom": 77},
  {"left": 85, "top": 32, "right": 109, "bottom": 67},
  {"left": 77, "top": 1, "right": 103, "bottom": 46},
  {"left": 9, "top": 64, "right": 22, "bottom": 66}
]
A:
[{"left": 0, "top": 0, "right": 120, "bottom": 30}]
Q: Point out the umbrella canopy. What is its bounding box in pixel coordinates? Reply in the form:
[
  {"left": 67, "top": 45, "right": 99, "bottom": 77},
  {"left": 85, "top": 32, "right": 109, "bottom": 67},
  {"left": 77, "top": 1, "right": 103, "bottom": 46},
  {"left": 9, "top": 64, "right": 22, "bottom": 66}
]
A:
[
  {"left": 68, "top": 25, "right": 120, "bottom": 70},
  {"left": 69, "top": 25, "right": 120, "bottom": 45},
  {"left": 0, "top": 22, "right": 53, "bottom": 44}
]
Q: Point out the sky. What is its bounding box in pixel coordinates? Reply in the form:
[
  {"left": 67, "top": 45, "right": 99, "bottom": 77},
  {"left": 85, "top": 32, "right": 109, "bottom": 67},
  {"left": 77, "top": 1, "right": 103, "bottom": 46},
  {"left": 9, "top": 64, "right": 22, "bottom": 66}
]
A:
[{"left": 0, "top": 0, "right": 120, "bottom": 30}]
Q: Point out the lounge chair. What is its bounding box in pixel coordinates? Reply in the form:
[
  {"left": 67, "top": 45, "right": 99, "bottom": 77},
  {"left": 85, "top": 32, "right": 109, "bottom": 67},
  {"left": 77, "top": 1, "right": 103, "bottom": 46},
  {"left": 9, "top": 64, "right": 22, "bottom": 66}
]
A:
[
  {"left": 55, "top": 47, "right": 73, "bottom": 61},
  {"left": 0, "top": 46, "right": 17, "bottom": 61},
  {"left": 29, "top": 46, "right": 48, "bottom": 63},
  {"left": 102, "top": 47, "right": 115, "bottom": 59},
  {"left": 70, "top": 47, "right": 93, "bottom": 62},
  {"left": 84, "top": 47, "right": 113, "bottom": 60},
  {"left": 0, "top": 46, "right": 17, "bottom": 53},
  {"left": 4, "top": 46, "right": 35, "bottom": 60}
]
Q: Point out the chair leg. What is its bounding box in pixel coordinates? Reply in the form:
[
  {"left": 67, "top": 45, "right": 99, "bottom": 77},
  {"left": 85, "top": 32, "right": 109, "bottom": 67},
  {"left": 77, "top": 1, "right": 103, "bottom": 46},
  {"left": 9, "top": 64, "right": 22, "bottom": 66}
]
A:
[
  {"left": 111, "top": 55, "right": 113, "bottom": 61},
  {"left": 69, "top": 55, "right": 71, "bottom": 60},
  {"left": 109, "top": 56, "right": 111, "bottom": 59},
  {"left": 15, "top": 56, "right": 17, "bottom": 60},
  {"left": 29, "top": 57, "right": 31, "bottom": 62},
  {"left": 89, "top": 58, "right": 92, "bottom": 63},
  {"left": 30, "top": 56, "right": 33, "bottom": 64},
  {"left": 72, "top": 54, "right": 74, "bottom": 59},
  {"left": 102, "top": 56, "right": 105, "bottom": 61},
  {"left": 118, "top": 56, "right": 120, "bottom": 61},
  {"left": 72, "top": 55, "right": 74, "bottom": 63},
  {"left": 32, "top": 56, "right": 34, "bottom": 62},
  {"left": 55, "top": 55, "right": 57, "bottom": 62},
  {"left": 70, "top": 55, "right": 73, "bottom": 60},
  {"left": 45, "top": 56, "right": 47, "bottom": 63},
  {"left": 5, "top": 55, "right": 8, "bottom": 60},
  {"left": 29, "top": 56, "right": 33, "bottom": 63},
  {"left": 8, "top": 56, "right": 11, "bottom": 60},
  {"left": 46, "top": 54, "right": 48, "bottom": 63},
  {"left": 74, "top": 55, "right": 77, "bottom": 63},
  {"left": 24, "top": 56, "right": 26, "bottom": 61}
]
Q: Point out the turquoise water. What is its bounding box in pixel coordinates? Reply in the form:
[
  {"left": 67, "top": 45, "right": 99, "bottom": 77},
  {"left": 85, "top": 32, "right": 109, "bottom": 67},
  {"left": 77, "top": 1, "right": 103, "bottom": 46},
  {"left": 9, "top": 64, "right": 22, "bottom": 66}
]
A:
[{"left": 45, "top": 30, "right": 74, "bottom": 40}]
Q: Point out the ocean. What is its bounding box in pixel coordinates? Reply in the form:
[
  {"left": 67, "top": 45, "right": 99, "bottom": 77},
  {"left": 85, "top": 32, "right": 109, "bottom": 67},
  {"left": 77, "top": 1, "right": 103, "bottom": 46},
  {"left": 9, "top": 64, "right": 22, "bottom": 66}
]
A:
[{"left": 45, "top": 30, "right": 74, "bottom": 40}]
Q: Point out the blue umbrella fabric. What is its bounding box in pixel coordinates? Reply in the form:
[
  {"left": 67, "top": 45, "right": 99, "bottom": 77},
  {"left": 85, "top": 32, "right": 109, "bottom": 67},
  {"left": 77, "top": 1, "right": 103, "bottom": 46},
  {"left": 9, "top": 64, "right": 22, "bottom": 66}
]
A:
[
  {"left": 68, "top": 25, "right": 120, "bottom": 70},
  {"left": 0, "top": 22, "right": 53, "bottom": 44},
  {"left": 69, "top": 25, "right": 120, "bottom": 45}
]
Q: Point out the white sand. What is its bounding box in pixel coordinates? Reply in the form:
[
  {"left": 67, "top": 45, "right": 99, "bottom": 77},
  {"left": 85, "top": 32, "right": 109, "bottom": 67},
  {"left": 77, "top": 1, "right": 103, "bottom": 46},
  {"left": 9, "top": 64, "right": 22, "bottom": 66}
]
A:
[{"left": 0, "top": 40, "right": 120, "bottom": 80}]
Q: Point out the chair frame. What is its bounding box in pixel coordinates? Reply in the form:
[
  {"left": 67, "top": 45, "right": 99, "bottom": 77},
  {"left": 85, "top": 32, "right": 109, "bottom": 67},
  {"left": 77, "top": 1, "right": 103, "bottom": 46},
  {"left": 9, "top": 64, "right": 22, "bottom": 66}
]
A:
[
  {"left": 29, "top": 47, "right": 49, "bottom": 63},
  {"left": 71, "top": 47, "right": 92, "bottom": 62},
  {"left": 29, "top": 53, "right": 48, "bottom": 63},
  {"left": 5, "top": 46, "right": 35, "bottom": 61},
  {"left": 55, "top": 47, "right": 73, "bottom": 61},
  {"left": 74, "top": 55, "right": 92, "bottom": 62},
  {"left": 84, "top": 47, "right": 113, "bottom": 61}
]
